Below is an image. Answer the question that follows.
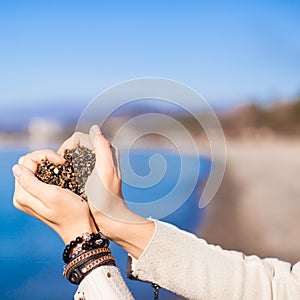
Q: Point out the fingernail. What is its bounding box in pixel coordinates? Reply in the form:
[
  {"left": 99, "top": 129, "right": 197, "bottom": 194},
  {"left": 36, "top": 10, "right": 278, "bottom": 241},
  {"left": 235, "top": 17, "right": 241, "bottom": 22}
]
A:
[
  {"left": 12, "top": 164, "right": 23, "bottom": 177},
  {"left": 91, "top": 124, "right": 102, "bottom": 136}
]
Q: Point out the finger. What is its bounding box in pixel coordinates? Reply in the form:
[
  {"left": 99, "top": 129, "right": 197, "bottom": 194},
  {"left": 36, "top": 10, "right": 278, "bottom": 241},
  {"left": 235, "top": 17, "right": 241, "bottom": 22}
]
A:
[
  {"left": 89, "top": 125, "right": 115, "bottom": 176},
  {"left": 90, "top": 125, "right": 121, "bottom": 177},
  {"left": 14, "top": 193, "right": 54, "bottom": 229},
  {"left": 12, "top": 164, "right": 60, "bottom": 208},
  {"left": 13, "top": 190, "right": 50, "bottom": 222},
  {"left": 89, "top": 124, "right": 120, "bottom": 173},
  {"left": 111, "top": 145, "right": 121, "bottom": 178},
  {"left": 19, "top": 150, "right": 65, "bottom": 173},
  {"left": 57, "top": 132, "right": 80, "bottom": 155},
  {"left": 89, "top": 125, "right": 100, "bottom": 148},
  {"left": 89, "top": 125, "right": 121, "bottom": 175},
  {"left": 76, "top": 132, "right": 93, "bottom": 149},
  {"left": 13, "top": 179, "right": 51, "bottom": 217},
  {"left": 57, "top": 135, "right": 74, "bottom": 155}
]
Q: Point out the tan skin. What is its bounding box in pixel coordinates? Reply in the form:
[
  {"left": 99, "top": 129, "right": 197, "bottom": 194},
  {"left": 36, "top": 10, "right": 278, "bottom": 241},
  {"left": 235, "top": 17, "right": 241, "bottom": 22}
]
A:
[{"left": 12, "top": 126, "right": 154, "bottom": 259}]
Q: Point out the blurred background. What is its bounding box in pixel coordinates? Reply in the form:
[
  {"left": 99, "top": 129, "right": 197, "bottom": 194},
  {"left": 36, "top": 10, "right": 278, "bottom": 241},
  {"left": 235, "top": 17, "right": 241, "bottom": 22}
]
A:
[{"left": 1, "top": 1, "right": 300, "bottom": 299}]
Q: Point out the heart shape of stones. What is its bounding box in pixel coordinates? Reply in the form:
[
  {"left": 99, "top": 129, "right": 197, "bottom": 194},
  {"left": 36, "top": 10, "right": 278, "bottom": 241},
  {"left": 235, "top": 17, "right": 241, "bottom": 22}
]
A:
[{"left": 35, "top": 146, "right": 96, "bottom": 201}]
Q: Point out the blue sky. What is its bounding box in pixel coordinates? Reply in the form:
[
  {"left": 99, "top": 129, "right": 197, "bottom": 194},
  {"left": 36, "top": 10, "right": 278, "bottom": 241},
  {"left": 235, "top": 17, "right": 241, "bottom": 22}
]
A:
[{"left": 1, "top": 0, "right": 300, "bottom": 111}]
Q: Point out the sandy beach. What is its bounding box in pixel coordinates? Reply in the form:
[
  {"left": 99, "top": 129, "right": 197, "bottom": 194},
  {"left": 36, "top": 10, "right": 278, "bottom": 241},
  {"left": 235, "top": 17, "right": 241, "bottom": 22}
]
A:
[{"left": 199, "top": 136, "right": 300, "bottom": 264}]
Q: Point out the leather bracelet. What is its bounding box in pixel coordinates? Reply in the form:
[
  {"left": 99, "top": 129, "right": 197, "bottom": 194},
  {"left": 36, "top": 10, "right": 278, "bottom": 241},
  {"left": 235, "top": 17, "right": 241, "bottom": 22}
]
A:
[
  {"left": 63, "top": 247, "right": 111, "bottom": 277},
  {"left": 80, "top": 255, "right": 116, "bottom": 275},
  {"left": 66, "top": 254, "right": 116, "bottom": 284}
]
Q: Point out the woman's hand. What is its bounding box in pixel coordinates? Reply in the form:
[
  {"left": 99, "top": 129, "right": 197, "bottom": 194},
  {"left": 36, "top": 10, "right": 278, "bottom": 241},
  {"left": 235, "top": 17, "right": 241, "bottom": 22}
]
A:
[{"left": 12, "top": 150, "right": 95, "bottom": 244}]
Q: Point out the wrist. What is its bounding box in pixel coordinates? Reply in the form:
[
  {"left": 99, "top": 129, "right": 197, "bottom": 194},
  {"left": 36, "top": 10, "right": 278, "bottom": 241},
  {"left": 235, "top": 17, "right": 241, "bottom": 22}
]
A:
[
  {"left": 113, "top": 220, "right": 155, "bottom": 259},
  {"left": 93, "top": 209, "right": 146, "bottom": 240},
  {"left": 60, "top": 221, "right": 95, "bottom": 245},
  {"left": 95, "top": 211, "right": 155, "bottom": 259}
]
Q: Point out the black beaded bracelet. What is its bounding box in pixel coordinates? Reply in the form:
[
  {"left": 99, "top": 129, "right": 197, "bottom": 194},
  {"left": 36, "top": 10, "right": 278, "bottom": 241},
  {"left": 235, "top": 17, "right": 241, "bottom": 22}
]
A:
[{"left": 62, "top": 232, "right": 110, "bottom": 263}]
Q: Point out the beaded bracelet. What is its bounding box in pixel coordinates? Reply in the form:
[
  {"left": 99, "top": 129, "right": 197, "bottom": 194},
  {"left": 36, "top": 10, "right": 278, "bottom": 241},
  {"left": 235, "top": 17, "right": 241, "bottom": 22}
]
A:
[{"left": 63, "top": 232, "right": 109, "bottom": 263}]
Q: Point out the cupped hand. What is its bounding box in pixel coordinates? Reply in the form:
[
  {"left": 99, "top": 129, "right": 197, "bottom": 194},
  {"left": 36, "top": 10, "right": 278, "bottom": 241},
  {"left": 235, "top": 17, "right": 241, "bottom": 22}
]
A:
[
  {"left": 12, "top": 150, "right": 95, "bottom": 244},
  {"left": 57, "top": 127, "right": 122, "bottom": 199},
  {"left": 57, "top": 126, "right": 147, "bottom": 240}
]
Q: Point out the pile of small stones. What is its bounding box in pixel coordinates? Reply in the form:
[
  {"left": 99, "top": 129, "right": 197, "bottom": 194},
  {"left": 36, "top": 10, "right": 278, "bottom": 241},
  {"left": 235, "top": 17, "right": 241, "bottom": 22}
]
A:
[{"left": 35, "top": 146, "right": 96, "bottom": 200}]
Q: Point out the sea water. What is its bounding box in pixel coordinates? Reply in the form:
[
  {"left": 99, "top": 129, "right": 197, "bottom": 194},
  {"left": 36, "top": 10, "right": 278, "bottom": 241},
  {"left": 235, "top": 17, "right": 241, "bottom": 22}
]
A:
[{"left": 0, "top": 149, "right": 210, "bottom": 300}]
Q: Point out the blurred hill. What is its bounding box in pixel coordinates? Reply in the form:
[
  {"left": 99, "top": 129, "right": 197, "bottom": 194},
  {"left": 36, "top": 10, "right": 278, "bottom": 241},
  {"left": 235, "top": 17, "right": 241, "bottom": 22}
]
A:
[{"left": 219, "top": 97, "right": 300, "bottom": 137}]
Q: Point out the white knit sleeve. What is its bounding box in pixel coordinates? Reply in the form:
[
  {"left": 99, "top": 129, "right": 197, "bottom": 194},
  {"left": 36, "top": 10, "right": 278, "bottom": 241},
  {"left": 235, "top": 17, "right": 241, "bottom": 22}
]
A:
[
  {"left": 128, "top": 220, "right": 300, "bottom": 300},
  {"left": 74, "top": 265, "right": 134, "bottom": 300}
]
